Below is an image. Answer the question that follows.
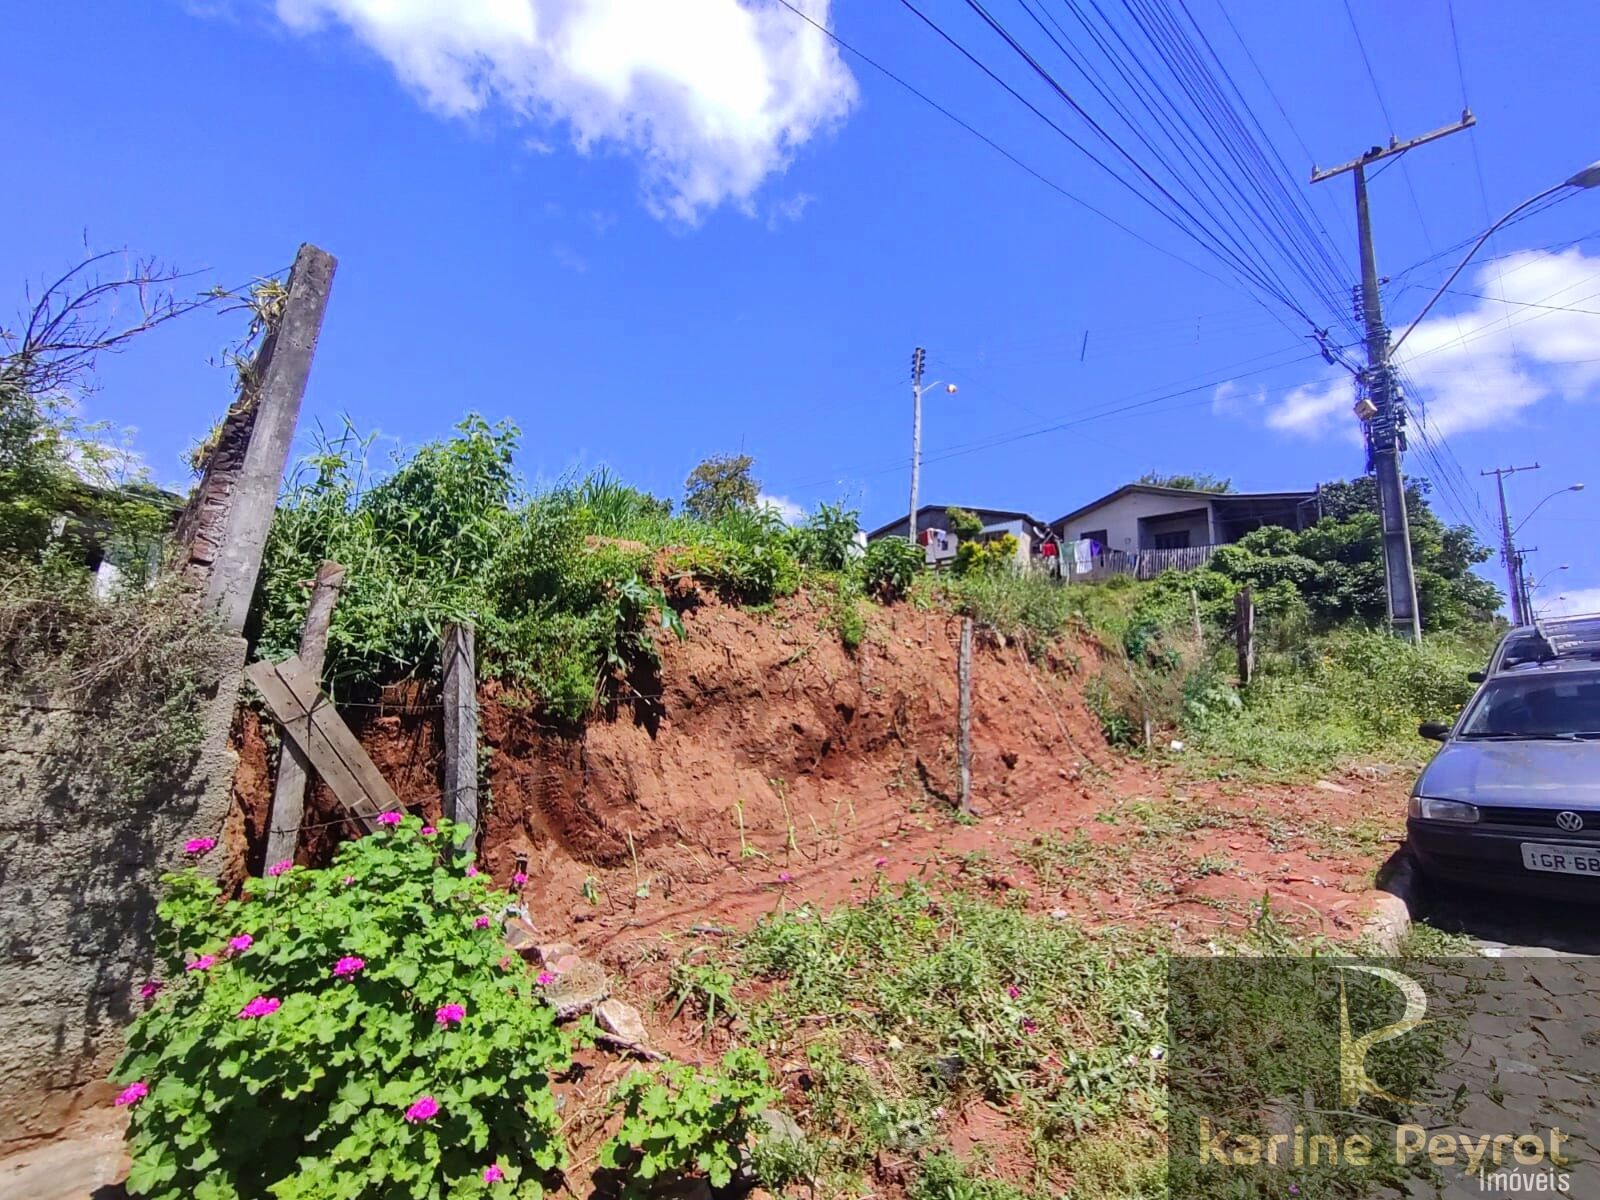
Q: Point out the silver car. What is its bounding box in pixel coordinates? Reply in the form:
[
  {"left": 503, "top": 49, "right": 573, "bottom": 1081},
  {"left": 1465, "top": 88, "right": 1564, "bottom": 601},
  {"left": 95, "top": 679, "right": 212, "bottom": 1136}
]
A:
[{"left": 1408, "top": 616, "right": 1600, "bottom": 898}]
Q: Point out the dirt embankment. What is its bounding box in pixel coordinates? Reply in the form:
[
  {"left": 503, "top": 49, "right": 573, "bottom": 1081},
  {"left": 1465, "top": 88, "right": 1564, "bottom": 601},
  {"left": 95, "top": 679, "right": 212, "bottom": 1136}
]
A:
[{"left": 227, "top": 591, "right": 1409, "bottom": 955}]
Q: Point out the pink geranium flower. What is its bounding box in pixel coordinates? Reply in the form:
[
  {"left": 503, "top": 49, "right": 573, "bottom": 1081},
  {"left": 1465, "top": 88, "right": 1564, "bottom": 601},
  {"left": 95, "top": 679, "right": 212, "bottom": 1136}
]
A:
[
  {"left": 114, "top": 1081, "right": 148, "bottom": 1107},
  {"left": 474, "top": 915, "right": 491, "bottom": 929},
  {"left": 465, "top": 865, "right": 478, "bottom": 877},
  {"left": 484, "top": 1165, "right": 505, "bottom": 1184},
  {"left": 421, "top": 825, "right": 436, "bottom": 836},
  {"left": 436, "top": 1003, "right": 466, "bottom": 1026},
  {"left": 267, "top": 859, "right": 294, "bottom": 877},
  {"left": 238, "top": 996, "right": 281, "bottom": 1020},
  {"left": 378, "top": 811, "right": 402, "bottom": 827},
  {"left": 229, "top": 934, "right": 253, "bottom": 953},
  {"left": 186, "top": 955, "right": 217, "bottom": 972},
  {"left": 403, "top": 1095, "right": 440, "bottom": 1123},
  {"left": 512, "top": 871, "right": 528, "bottom": 887},
  {"left": 536, "top": 971, "right": 554, "bottom": 986},
  {"left": 183, "top": 837, "right": 215, "bottom": 856},
  {"left": 333, "top": 956, "right": 365, "bottom": 978},
  {"left": 139, "top": 980, "right": 162, "bottom": 1000}
]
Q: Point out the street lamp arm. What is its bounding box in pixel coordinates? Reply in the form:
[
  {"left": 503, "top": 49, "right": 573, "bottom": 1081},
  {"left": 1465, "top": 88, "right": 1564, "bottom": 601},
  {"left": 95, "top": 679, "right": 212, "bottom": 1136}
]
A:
[
  {"left": 1514, "top": 484, "right": 1585, "bottom": 536},
  {"left": 1390, "top": 182, "right": 1568, "bottom": 357}
]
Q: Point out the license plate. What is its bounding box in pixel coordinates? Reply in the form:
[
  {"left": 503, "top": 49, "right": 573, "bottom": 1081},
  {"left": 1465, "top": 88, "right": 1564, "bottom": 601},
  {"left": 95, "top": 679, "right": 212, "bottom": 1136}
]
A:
[{"left": 1521, "top": 842, "right": 1600, "bottom": 876}]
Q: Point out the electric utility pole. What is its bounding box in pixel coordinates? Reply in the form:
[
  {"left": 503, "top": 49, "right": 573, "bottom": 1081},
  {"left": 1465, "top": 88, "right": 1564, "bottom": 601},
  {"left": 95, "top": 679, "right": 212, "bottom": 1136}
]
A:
[
  {"left": 1312, "top": 113, "right": 1476, "bottom": 641},
  {"left": 909, "top": 346, "right": 926, "bottom": 542},
  {"left": 1483, "top": 463, "right": 1539, "bottom": 625}
]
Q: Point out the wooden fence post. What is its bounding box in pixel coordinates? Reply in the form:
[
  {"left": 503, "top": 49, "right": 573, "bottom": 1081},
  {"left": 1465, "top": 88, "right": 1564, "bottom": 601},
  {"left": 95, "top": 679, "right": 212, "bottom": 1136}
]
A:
[
  {"left": 441, "top": 623, "right": 480, "bottom": 857},
  {"left": 263, "top": 561, "right": 345, "bottom": 868},
  {"left": 192, "top": 244, "right": 337, "bottom": 632},
  {"left": 1190, "top": 587, "right": 1204, "bottom": 648},
  {"left": 957, "top": 617, "right": 974, "bottom": 815},
  {"left": 1234, "top": 587, "right": 1256, "bottom": 686}
]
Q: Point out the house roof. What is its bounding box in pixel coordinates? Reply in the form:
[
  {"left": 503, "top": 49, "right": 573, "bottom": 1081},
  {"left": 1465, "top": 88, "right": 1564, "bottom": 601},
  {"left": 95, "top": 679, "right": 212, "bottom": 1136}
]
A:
[
  {"left": 1049, "top": 484, "right": 1317, "bottom": 531},
  {"left": 865, "top": 504, "right": 1048, "bottom": 541}
]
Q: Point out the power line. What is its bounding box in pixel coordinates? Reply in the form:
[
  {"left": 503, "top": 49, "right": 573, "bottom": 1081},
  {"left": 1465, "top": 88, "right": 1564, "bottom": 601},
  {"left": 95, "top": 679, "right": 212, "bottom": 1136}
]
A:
[
  {"left": 764, "top": 0, "right": 1232, "bottom": 286},
  {"left": 899, "top": 0, "right": 1323, "bottom": 330},
  {"left": 1340, "top": 0, "right": 1439, "bottom": 258},
  {"left": 779, "top": 344, "right": 1328, "bottom": 491},
  {"left": 1445, "top": 0, "right": 1520, "bottom": 369}
]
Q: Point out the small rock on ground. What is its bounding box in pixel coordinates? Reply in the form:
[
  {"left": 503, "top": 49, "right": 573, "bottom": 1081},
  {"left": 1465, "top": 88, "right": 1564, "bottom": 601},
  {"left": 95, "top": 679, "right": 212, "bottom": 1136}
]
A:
[{"left": 595, "top": 998, "right": 648, "bottom": 1047}]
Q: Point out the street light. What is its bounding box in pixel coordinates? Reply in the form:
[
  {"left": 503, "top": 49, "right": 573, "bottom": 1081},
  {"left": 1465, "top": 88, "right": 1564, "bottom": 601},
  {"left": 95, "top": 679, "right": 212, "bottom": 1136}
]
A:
[
  {"left": 1391, "top": 161, "right": 1600, "bottom": 356},
  {"left": 1515, "top": 483, "right": 1586, "bottom": 536},
  {"left": 1532, "top": 564, "right": 1570, "bottom": 593}
]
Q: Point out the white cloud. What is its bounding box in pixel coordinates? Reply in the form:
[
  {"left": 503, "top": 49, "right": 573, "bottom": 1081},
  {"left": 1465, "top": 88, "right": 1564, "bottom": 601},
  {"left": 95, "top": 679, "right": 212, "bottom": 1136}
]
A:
[
  {"left": 268, "top": 0, "right": 856, "bottom": 221},
  {"left": 1209, "top": 378, "right": 1262, "bottom": 417},
  {"left": 1265, "top": 376, "right": 1352, "bottom": 438},
  {"left": 1392, "top": 246, "right": 1600, "bottom": 438},
  {"left": 1535, "top": 586, "right": 1600, "bottom": 618},
  {"left": 550, "top": 242, "right": 588, "bottom": 273},
  {"left": 766, "top": 191, "right": 814, "bottom": 230},
  {"left": 758, "top": 492, "right": 805, "bottom": 524},
  {"left": 1217, "top": 246, "right": 1600, "bottom": 440}
]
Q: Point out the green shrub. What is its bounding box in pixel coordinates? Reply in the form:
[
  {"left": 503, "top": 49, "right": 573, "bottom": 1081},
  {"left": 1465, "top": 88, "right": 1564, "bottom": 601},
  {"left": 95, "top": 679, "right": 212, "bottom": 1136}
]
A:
[
  {"left": 788, "top": 501, "right": 860, "bottom": 572},
  {"left": 258, "top": 423, "right": 699, "bottom": 716},
  {"left": 947, "top": 569, "right": 1078, "bottom": 659},
  {"left": 113, "top": 817, "right": 570, "bottom": 1199},
  {"left": 598, "top": 1048, "right": 779, "bottom": 1197},
  {"left": 951, "top": 534, "right": 1017, "bottom": 578},
  {"left": 863, "top": 537, "right": 924, "bottom": 601},
  {"left": 944, "top": 507, "right": 985, "bottom": 541}
]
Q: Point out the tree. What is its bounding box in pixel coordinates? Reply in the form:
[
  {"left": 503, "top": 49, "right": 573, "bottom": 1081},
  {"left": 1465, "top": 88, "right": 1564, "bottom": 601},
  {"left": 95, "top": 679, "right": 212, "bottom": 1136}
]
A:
[
  {"left": 1136, "top": 470, "right": 1234, "bottom": 493},
  {"left": 1, "top": 250, "right": 219, "bottom": 558},
  {"left": 944, "top": 506, "right": 985, "bottom": 540},
  {"left": 683, "top": 453, "right": 759, "bottom": 522},
  {"left": 1208, "top": 476, "right": 1499, "bottom": 630}
]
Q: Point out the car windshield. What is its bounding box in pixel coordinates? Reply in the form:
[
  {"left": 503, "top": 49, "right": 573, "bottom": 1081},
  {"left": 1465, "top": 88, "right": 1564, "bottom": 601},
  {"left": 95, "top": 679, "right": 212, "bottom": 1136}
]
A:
[{"left": 1459, "top": 672, "right": 1600, "bottom": 739}]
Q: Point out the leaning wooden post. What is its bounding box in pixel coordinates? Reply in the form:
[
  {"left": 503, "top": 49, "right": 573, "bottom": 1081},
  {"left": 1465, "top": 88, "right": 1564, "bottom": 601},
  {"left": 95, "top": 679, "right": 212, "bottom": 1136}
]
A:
[
  {"left": 198, "top": 244, "right": 337, "bottom": 633},
  {"left": 262, "top": 561, "right": 345, "bottom": 868},
  {"left": 957, "top": 617, "right": 974, "bottom": 815},
  {"left": 1234, "top": 587, "right": 1256, "bottom": 686},
  {"left": 1190, "top": 587, "right": 1204, "bottom": 648},
  {"left": 441, "top": 623, "right": 480, "bottom": 857}
]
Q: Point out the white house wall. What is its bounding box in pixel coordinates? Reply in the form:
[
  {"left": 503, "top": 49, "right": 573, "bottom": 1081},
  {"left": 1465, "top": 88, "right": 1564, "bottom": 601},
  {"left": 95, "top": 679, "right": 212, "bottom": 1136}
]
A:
[{"left": 1061, "top": 493, "right": 1216, "bottom": 552}]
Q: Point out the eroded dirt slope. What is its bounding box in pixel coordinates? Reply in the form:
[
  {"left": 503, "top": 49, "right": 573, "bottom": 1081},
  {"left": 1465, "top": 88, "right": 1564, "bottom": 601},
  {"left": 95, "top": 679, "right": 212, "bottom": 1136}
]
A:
[{"left": 227, "top": 590, "right": 1410, "bottom": 956}]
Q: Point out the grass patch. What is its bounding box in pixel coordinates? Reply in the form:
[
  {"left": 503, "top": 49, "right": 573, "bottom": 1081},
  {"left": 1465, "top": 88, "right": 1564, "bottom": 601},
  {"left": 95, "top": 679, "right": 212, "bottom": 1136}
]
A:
[{"left": 731, "top": 883, "right": 1167, "bottom": 1196}]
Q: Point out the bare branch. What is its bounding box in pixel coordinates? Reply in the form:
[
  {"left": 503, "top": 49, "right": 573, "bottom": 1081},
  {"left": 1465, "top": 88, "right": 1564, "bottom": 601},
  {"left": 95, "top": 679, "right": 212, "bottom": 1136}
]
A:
[{"left": 1, "top": 248, "right": 225, "bottom": 400}]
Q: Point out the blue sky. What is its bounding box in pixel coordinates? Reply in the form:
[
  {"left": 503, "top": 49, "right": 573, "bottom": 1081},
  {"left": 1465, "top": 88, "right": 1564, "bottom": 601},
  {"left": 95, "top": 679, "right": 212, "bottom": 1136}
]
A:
[{"left": 4, "top": 1, "right": 1598, "bottom": 614}]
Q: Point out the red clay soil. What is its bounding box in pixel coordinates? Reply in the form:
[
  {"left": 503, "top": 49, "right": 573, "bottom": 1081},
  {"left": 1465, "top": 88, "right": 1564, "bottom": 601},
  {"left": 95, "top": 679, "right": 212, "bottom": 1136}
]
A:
[{"left": 226, "top": 590, "right": 1411, "bottom": 958}]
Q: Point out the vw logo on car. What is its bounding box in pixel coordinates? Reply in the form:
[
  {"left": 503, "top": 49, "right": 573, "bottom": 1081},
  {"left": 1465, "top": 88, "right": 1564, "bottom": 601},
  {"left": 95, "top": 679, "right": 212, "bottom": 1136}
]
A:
[{"left": 1557, "top": 811, "right": 1585, "bottom": 832}]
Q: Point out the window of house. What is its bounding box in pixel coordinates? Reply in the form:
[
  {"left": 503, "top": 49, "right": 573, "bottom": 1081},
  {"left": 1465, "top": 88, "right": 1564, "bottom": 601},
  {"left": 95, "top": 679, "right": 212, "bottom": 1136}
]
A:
[{"left": 1153, "top": 530, "right": 1191, "bottom": 550}]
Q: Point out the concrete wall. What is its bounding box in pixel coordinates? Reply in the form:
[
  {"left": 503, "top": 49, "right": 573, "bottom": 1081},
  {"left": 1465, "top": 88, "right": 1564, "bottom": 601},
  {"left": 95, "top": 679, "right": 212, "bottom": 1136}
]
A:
[
  {"left": 1060, "top": 493, "right": 1217, "bottom": 553},
  {"left": 0, "top": 636, "right": 246, "bottom": 1147}
]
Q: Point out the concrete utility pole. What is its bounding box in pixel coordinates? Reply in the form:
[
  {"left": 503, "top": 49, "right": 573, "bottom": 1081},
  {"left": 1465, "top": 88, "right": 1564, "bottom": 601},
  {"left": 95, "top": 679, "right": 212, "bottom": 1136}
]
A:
[
  {"left": 1483, "top": 463, "right": 1539, "bottom": 626},
  {"left": 909, "top": 346, "right": 926, "bottom": 543},
  {"left": 1312, "top": 114, "right": 1476, "bottom": 642},
  {"left": 907, "top": 348, "right": 957, "bottom": 544}
]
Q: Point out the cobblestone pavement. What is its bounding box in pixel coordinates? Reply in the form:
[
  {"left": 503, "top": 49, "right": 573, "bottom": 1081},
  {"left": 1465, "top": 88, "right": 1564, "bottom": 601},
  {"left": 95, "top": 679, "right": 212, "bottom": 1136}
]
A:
[
  {"left": 1390, "top": 884, "right": 1600, "bottom": 1198},
  {"left": 1378, "top": 956, "right": 1600, "bottom": 1199}
]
